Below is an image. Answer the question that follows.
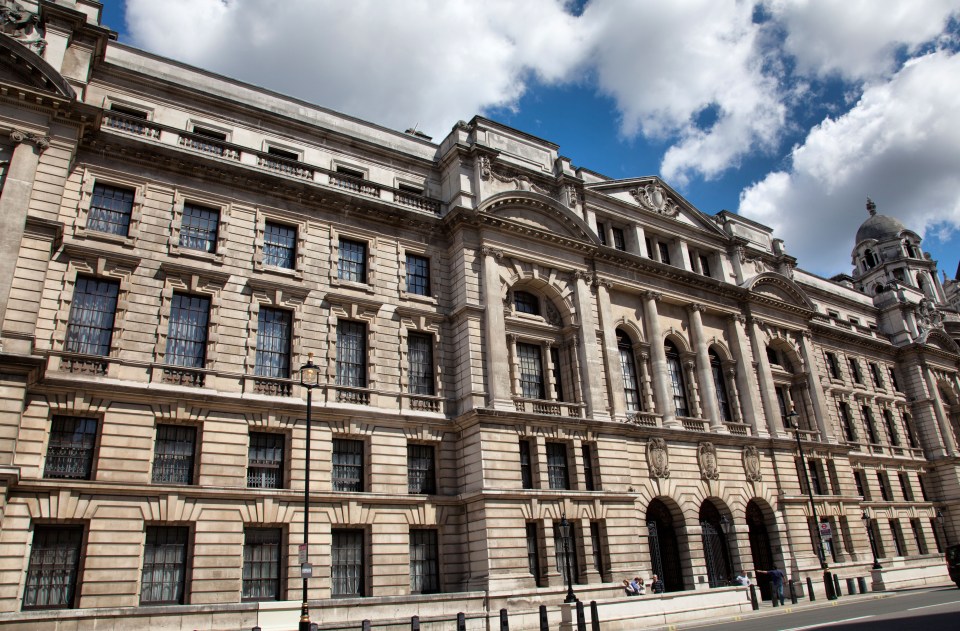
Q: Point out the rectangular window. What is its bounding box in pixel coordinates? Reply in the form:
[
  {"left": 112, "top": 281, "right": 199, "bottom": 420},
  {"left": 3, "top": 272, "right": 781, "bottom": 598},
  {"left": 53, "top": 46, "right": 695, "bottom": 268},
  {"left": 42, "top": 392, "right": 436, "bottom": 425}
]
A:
[
  {"left": 582, "top": 443, "right": 596, "bottom": 491},
  {"left": 644, "top": 237, "right": 652, "bottom": 258},
  {"left": 332, "top": 438, "right": 364, "bottom": 492},
  {"left": 247, "top": 432, "right": 284, "bottom": 489},
  {"left": 64, "top": 276, "right": 119, "bottom": 356},
  {"left": 263, "top": 221, "right": 296, "bottom": 269},
  {"left": 853, "top": 470, "right": 868, "bottom": 499},
  {"left": 517, "top": 342, "right": 545, "bottom": 400},
  {"left": 590, "top": 522, "right": 604, "bottom": 575},
  {"left": 405, "top": 253, "right": 430, "bottom": 296},
  {"left": 519, "top": 439, "right": 533, "bottom": 489},
  {"left": 877, "top": 472, "right": 891, "bottom": 501},
  {"left": 243, "top": 528, "right": 281, "bottom": 601},
  {"left": 838, "top": 402, "right": 857, "bottom": 442},
  {"left": 407, "top": 443, "right": 436, "bottom": 494},
  {"left": 863, "top": 406, "right": 879, "bottom": 444},
  {"left": 699, "top": 254, "right": 712, "bottom": 277},
  {"left": 596, "top": 222, "right": 607, "bottom": 246},
  {"left": 902, "top": 412, "right": 919, "bottom": 448},
  {"left": 407, "top": 332, "right": 434, "bottom": 396},
  {"left": 338, "top": 238, "right": 368, "bottom": 283},
  {"left": 869, "top": 363, "right": 884, "bottom": 388},
  {"left": 23, "top": 525, "right": 83, "bottom": 609},
  {"left": 796, "top": 458, "right": 809, "bottom": 494},
  {"left": 331, "top": 529, "right": 364, "bottom": 598},
  {"left": 141, "top": 526, "right": 189, "bottom": 605},
  {"left": 898, "top": 473, "right": 913, "bottom": 501},
  {"left": 917, "top": 473, "right": 929, "bottom": 501},
  {"left": 152, "top": 424, "right": 196, "bottom": 485},
  {"left": 335, "top": 321, "right": 367, "bottom": 388},
  {"left": 849, "top": 358, "right": 863, "bottom": 384},
  {"left": 44, "top": 416, "right": 98, "bottom": 480},
  {"left": 409, "top": 529, "right": 439, "bottom": 594},
  {"left": 267, "top": 146, "right": 299, "bottom": 161},
  {"left": 888, "top": 368, "right": 901, "bottom": 392},
  {"left": 178, "top": 203, "right": 219, "bottom": 253},
  {"left": 826, "top": 352, "right": 842, "bottom": 379},
  {"left": 335, "top": 165, "right": 363, "bottom": 179},
  {"left": 883, "top": 409, "right": 901, "bottom": 446},
  {"left": 526, "top": 522, "right": 541, "bottom": 586},
  {"left": 255, "top": 308, "right": 292, "bottom": 378},
  {"left": 910, "top": 519, "right": 927, "bottom": 555},
  {"left": 890, "top": 520, "right": 906, "bottom": 557},
  {"left": 808, "top": 461, "right": 824, "bottom": 495},
  {"left": 546, "top": 442, "right": 569, "bottom": 490},
  {"left": 657, "top": 242, "right": 671, "bottom": 265},
  {"left": 87, "top": 183, "right": 134, "bottom": 236},
  {"left": 165, "top": 293, "right": 209, "bottom": 368},
  {"left": 611, "top": 227, "right": 626, "bottom": 251},
  {"left": 550, "top": 347, "right": 564, "bottom": 402},
  {"left": 553, "top": 522, "right": 579, "bottom": 583},
  {"left": 932, "top": 519, "right": 944, "bottom": 553}
]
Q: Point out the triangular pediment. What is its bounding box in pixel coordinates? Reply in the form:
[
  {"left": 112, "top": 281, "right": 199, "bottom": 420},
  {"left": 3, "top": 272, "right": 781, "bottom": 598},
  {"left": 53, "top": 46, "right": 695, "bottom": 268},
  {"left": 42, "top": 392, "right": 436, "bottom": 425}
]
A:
[
  {"left": 586, "top": 176, "right": 725, "bottom": 235},
  {"left": 479, "top": 191, "right": 597, "bottom": 243}
]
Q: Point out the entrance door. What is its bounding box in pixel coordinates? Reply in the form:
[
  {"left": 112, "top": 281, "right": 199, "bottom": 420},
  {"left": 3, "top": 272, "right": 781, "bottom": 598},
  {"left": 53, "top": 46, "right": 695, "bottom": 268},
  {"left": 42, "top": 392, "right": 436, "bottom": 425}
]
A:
[
  {"left": 747, "top": 501, "right": 774, "bottom": 600},
  {"left": 647, "top": 499, "right": 684, "bottom": 592},
  {"left": 699, "top": 502, "right": 732, "bottom": 587}
]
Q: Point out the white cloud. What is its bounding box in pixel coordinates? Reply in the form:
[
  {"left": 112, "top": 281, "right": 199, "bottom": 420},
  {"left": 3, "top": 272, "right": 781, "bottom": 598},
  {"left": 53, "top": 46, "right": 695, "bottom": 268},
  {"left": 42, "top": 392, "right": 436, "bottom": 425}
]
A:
[{"left": 739, "top": 50, "right": 960, "bottom": 276}]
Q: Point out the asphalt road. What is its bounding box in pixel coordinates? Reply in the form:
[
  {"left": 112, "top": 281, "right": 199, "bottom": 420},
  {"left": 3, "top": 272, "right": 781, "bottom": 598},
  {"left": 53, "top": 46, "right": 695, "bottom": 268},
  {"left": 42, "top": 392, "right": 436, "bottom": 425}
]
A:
[{"left": 681, "top": 586, "right": 960, "bottom": 631}]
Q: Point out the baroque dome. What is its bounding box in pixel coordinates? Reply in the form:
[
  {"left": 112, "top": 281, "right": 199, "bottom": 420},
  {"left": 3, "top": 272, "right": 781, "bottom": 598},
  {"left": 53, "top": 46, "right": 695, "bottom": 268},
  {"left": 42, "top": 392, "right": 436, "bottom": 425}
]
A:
[{"left": 855, "top": 198, "right": 906, "bottom": 244}]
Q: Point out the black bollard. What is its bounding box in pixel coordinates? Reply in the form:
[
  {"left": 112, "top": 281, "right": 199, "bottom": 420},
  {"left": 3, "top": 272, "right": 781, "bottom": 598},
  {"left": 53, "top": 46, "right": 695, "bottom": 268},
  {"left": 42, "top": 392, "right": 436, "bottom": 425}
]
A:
[
  {"left": 576, "top": 600, "right": 587, "bottom": 631},
  {"left": 500, "top": 608, "right": 510, "bottom": 631},
  {"left": 590, "top": 600, "right": 601, "bottom": 631},
  {"left": 538, "top": 605, "right": 549, "bottom": 631},
  {"left": 858, "top": 576, "right": 868, "bottom": 594},
  {"left": 846, "top": 578, "right": 856, "bottom": 596},
  {"left": 789, "top": 579, "right": 798, "bottom": 604},
  {"left": 833, "top": 573, "right": 842, "bottom": 598},
  {"left": 824, "top": 570, "right": 836, "bottom": 601},
  {"left": 749, "top": 584, "right": 759, "bottom": 610},
  {"left": 457, "top": 612, "right": 467, "bottom": 631},
  {"left": 411, "top": 615, "right": 420, "bottom": 631},
  {"left": 772, "top": 589, "right": 779, "bottom": 607},
  {"left": 362, "top": 621, "right": 371, "bottom": 631},
  {"left": 806, "top": 576, "right": 816, "bottom": 601}
]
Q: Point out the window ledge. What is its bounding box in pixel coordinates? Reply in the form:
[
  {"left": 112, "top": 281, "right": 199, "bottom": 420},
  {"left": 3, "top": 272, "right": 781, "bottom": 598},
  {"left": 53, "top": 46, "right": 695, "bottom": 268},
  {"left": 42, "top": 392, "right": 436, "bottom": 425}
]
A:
[
  {"left": 74, "top": 226, "right": 136, "bottom": 248},
  {"left": 168, "top": 245, "right": 224, "bottom": 264},
  {"left": 331, "top": 277, "right": 375, "bottom": 294}
]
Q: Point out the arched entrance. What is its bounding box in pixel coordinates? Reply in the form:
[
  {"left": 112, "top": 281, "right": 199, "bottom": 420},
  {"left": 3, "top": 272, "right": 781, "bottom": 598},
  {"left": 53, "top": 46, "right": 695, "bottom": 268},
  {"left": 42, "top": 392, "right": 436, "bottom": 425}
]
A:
[
  {"left": 746, "top": 500, "right": 775, "bottom": 600},
  {"left": 699, "top": 501, "right": 732, "bottom": 587},
  {"left": 646, "top": 499, "right": 684, "bottom": 592}
]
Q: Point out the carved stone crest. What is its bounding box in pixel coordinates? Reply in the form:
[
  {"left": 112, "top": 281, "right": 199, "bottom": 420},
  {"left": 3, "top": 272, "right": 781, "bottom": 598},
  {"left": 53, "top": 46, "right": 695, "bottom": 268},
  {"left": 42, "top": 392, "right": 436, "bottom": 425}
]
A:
[
  {"left": 742, "top": 445, "right": 762, "bottom": 482},
  {"left": 646, "top": 437, "right": 670, "bottom": 479},
  {"left": 698, "top": 442, "right": 719, "bottom": 481},
  {"left": 631, "top": 183, "right": 680, "bottom": 218}
]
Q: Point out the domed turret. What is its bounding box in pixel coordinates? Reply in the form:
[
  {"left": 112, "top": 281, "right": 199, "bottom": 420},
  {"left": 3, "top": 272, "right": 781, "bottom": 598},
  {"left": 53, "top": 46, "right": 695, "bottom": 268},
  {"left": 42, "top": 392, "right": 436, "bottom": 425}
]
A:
[{"left": 855, "top": 198, "right": 906, "bottom": 244}]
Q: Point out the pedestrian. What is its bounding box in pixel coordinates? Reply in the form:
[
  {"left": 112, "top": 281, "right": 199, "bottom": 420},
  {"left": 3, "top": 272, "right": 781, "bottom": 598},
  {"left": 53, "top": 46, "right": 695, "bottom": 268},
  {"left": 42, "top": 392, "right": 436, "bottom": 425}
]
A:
[
  {"left": 650, "top": 574, "right": 665, "bottom": 594},
  {"left": 734, "top": 572, "right": 750, "bottom": 586},
  {"left": 756, "top": 566, "right": 785, "bottom": 605},
  {"left": 636, "top": 577, "right": 647, "bottom": 595},
  {"left": 622, "top": 578, "right": 639, "bottom": 596}
]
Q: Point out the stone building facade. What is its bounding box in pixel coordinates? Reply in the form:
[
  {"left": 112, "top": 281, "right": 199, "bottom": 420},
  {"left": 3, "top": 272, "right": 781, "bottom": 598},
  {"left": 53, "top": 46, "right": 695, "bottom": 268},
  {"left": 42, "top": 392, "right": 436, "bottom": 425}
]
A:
[{"left": 0, "top": 2, "right": 958, "bottom": 630}]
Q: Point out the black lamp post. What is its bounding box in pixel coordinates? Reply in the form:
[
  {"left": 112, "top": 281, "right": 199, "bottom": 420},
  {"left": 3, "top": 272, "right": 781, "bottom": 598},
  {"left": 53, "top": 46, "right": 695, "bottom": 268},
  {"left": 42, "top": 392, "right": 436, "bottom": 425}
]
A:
[
  {"left": 559, "top": 514, "right": 577, "bottom": 603},
  {"left": 785, "top": 408, "right": 836, "bottom": 600},
  {"left": 299, "top": 354, "right": 320, "bottom": 631},
  {"left": 936, "top": 508, "right": 949, "bottom": 548},
  {"left": 861, "top": 510, "right": 882, "bottom": 569}
]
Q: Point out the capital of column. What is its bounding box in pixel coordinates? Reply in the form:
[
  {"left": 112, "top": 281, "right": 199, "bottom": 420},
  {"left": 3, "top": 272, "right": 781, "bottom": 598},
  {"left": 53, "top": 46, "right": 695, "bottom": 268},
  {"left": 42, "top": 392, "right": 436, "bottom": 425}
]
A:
[
  {"left": 506, "top": 333, "right": 518, "bottom": 344},
  {"left": 643, "top": 290, "right": 662, "bottom": 302},
  {"left": 10, "top": 129, "right": 49, "bottom": 153},
  {"left": 688, "top": 303, "right": 706, "bottom": 314},
  {"left": 727, "top": 312, "right": 747, "bottom": 325},
  {"left": 592, "top": 276, "right": 612, "bottom": 290},
  {"left": 573, "top": 269, "right": 594, "bottom": 283}
]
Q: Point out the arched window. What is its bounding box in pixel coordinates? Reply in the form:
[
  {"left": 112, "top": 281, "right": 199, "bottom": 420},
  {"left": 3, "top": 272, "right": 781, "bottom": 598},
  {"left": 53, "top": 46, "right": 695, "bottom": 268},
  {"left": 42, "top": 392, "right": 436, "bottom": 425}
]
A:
[
  {"left": 709, "top": 350, "right": 731, "bottom": 423},
  {"left": 617, "top": 330, "right": 642, "bottom": 413},
  {"left": 665, "top": 340, "right": 688, "bottom": 417},
  {"left": 513, "top": 290, "right": 540, "bottom": 315},
  {"left": 864, "top": 249, "right": 877, "bottom": 268}
]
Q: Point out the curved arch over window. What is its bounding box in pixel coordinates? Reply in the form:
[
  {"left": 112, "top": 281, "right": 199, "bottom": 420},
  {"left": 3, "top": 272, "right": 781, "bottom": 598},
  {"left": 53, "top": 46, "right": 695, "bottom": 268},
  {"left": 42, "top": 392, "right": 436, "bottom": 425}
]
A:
[
  {"left": 617, "top": 330, "right": 642, "bottom": 413},
  {"left": 665, "top": 340, "right": 688, "bottom": 417},
  {"left": 513, "top": 290, "right": 540, "bottom": 315},
  {"left": 646, "top": 499, "right": 684, "bottom": 592},
  {"left": 709, "top": 349, "right": 731, "bottom": 423}
]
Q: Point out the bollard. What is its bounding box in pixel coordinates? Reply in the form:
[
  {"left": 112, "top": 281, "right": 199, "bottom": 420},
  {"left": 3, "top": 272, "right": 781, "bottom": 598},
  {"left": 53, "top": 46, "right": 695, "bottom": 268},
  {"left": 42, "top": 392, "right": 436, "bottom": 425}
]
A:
[
  {"left": 806, "top": 576, "right": 816, "bottom": 601},
  {"left": 310, "top": 624, "right": 318, "bottom": 631},
  {"left": 457, "top": 613, "right": 466, "bottom": 631},
  {"left": 846, "top": 578, "right": 856, "bottom": 596},
  {"left": 538, "top": 605, "right": 549, "bottom": 631},
  {"left": 749, "top": 584, "right": 759, "bottom": 610},
  {"left": 789, "top": 579, "right": 798, "bottom": 604},
  {"left": 576, "top": 600, "right": 587, "bottom": 631},
  {"left": 590, "top": 600, "right": 601, "bottom": 631},
  {"left": 362, "top": 622, "right": 372, "bottom": 631},
  {"left": 858, "top": 576, "right": 868, "bottom": 594},
  {"left": 411, "top": 615, "right": 420, "bottom": 631},
  {"left": 833, "top": 573, "right": 842, "bottom": 598},
  {"left": 500, "top": 608, "right": 509, "bottom": 631},
  {"left": 824, "top": 570, "right": 837, "bottom": 601}
]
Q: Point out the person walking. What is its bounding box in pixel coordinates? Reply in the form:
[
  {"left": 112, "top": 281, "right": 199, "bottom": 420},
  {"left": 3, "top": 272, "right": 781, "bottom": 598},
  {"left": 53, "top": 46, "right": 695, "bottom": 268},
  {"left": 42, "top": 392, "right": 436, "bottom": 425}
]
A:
[{"left": 756, "top": 567, "right": 785, "bottom": 605}]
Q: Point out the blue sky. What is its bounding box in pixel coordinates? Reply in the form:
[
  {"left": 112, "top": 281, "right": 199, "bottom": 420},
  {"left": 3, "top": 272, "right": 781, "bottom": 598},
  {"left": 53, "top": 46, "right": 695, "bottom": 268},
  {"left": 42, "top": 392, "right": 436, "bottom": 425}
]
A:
[{"left": 100, "top": 0, "right": 960, "bottom": 282}]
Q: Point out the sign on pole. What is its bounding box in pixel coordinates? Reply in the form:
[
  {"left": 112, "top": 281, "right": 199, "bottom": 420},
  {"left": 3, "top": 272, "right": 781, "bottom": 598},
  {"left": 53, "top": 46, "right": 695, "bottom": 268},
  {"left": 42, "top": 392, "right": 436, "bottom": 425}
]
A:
[
  {"left": 298, "top": 544, "right": 307, "bottom": 564},
  {"left": 819, "top": 522, "right": 833, "bottom": 540},
  {"left": 301, "top": 563, "right": 313, "bottom": 578}
]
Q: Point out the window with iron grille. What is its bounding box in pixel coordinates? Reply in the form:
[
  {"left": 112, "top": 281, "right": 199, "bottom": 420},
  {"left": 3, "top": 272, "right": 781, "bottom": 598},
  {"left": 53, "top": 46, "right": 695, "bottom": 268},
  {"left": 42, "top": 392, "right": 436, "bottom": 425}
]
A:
[
  {"left": 826, "top": 352, "right": 842, "bottom": 379},
  {"left": 550, "top": 347, "right": 564, "bottom": 402},
  {"left": 889, "top": 520, "right": 906, "bottom": 556},
  {"left": 849, "top": 358, "right": 863, "bottom": 384},
  {"left": 590, "top": 522, "right": 605, "bottom": 575},
  {"left": 44, "top": 416, "right": 97, "bottom": 480},
  {"left": 611, "top": 227, "right": 625, "bottom": 250},
  {"left": 247, "top": 432, "right": 284, "bottom": 489},
  {"left": 838, "top": 402, "right": 857, "bottom": 442},
  {"left": 869, "top": 362, "right": 884, "bottom": 388},
  {"left": 710, "top": 350, "right": 731, "bottom": 423},
  {"left": 338, "top": 238, "right": 367, "bottom": 283},
  {"left": 582, "top": 443, "right": 596, "bottom": 491},
  {"left": 877, "top": 472, "right": 891, "bottom": 501},
  {"left": 140, "top": 526, "right": 189, "bottom": 604},
  {"left": 64, "top": 276, "right": 119, "bottom": 356},
  {"left": 553, "top": 523, "right": 579, "bottom": 583},
  {"left": 407, "top": 443, "right": 436, "bottom": 494},
  {"left": 513, "top": 291, "right": 540, "bottom": 315},
  {"left": 883, "top": 409, "right": 901, "bottom": 446},
  {"left": 87, "top": 183, "right": 134, "bottom": 236},
  {"left": 255, "top": 308, "right": 291, "bottom": 378},
  {"left": 165, "top": 293, "right": 209, "bottom": 368},
  {"left": 526, "top": 522, "right": 541, "bottom": 586},
  {"left": 409, "top": 529, "right": 439, "bottom": 594},
  {"left": 332, "top": 438, "right": 363, "bottom": 492},
  {"left": 331, "top": 529, "right": 364, "bottom": 597},
  {"left": 243, "top": 528, "right": 281, "bottom": 601},
  {"left": 335, "top": 321, "right": 366, "bottom": 388},
  {"left": 23, "top": 525, "right": 83, "bottom": 609},
  {"left": 665, "top": 341, "right": 688, "bottom": 416},
  {"left": 517, "top": 343, "right": 545, "bottom": 399},
  {"left": 546, "top": 442, "right": 569, "bottom": 490},
  {"left": 910, "top": 519, "right": 927, "bottom": 555},
  {"left": 407, "top": 332, "right": 434, "bottom": 395},
  {"left": 617, "top": 331, "right": 642, "bottom": 412},
  {"left": 178, "top": 203, "right": 219, "bottom": 252},
  {"left": 898, "top": 473, "right": 913, "bottom": 501},
  {"left": 152, "top": 424, "right": 196, "bottom": 485},
  {"left": 405, "top": 253, "right": 430, "bottom": 296},
  {"left": 519, "top": 439, "right": 533, "bottom": 489},
  {"left": 862, "top": 406, "right": 879, "bottom": 444},
  {"left": 263, "top": 221, "right": 296, "bottom": 269}
]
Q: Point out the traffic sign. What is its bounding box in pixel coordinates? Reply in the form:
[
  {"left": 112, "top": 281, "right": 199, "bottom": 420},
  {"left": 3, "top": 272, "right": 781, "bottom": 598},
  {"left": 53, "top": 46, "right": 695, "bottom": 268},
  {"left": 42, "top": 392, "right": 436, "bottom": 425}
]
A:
[
  {"left": 300, "top": 563, "right": 313, "bottom": 578},
  {"left": 298, "top": 544, "right": 307, "bottom": 564},
  {"left": 819, "top": 522, "right": 833, "bottom": 539}
]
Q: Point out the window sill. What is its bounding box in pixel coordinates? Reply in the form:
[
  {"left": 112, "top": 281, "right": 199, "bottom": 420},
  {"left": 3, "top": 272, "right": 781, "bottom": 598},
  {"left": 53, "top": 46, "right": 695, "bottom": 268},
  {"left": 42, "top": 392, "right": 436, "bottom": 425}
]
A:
[
  {"left": 254, "top": 263, "right": 303, "bottom": 281},
  {"left": 74, "top": 226, "right": 136, "bottom": 248},
  {"left": 168, "top": 245, "right": 224, "bottom": 264},
  {"left": 400, "top": 291, "right": 438, "bottom": 306},
  {"left": 331, "top": 278, "right": 375, "bottom": 294}
]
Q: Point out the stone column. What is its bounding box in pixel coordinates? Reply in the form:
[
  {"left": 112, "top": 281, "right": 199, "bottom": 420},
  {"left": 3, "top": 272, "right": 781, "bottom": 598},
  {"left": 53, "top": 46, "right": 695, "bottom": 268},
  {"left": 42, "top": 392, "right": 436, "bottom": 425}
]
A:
[
  {"left": 0, "top": 130, "right": 48, "bottom": 336},
  {"left": 638, "top": 350, "right": 655, "bottom": 413},
  {"left": 480, "top": 246, "right": 513, "bottom": 410},
  {"left": 724, "top": 366, "right": 744, "bottom": 424},
  {"left": 748, "top": 318, "right": 784, "bottom": 437},
  {"left": 924, "top": 366, "right": 957, "bottom": 456},
  {"left": 727, "top": 314, "right": 766, "bottom": 436},
  {"left": 507, "top": 334, "right": 521, "bottom": 397},
  {"left": 798, "top": 332, "right": 833, "bottom": 443},
  {"left": 573, "top": 272, "right": 610, "bottom": 421},
  {"left": 596, "top": 279, "right": 626, "bottom": 420},
  {"left": 688, "top": 304, "right": 722, "bottom": 430},
  {"left": 643, "top": 291, "right": 677, "bottom": 427},
  {"left": 683, "top": 358, "right": 701, "bottom": 419}
]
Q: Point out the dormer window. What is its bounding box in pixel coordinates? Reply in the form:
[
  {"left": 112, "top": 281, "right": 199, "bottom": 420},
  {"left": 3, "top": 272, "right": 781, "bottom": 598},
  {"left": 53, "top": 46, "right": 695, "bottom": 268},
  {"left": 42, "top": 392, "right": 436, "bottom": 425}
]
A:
[{"left": 513, "top": 291, "right": 540, "bottom": 316}]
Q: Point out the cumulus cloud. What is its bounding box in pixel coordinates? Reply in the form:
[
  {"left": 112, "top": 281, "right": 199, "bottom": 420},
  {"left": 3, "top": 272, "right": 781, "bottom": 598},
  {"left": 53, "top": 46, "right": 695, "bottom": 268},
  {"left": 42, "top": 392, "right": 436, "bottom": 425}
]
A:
[{"left": 739, "top": 50, "right": 960, "bottom": 276}]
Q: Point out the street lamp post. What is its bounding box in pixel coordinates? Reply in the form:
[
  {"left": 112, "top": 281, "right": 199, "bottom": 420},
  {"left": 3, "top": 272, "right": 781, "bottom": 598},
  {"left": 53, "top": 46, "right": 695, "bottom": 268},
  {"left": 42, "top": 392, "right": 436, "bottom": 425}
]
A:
[
  {"left": 720, "top": 513, "right": 734, "bottom": 582},
  {"left": 299, "top": 354, "right": 320, "bottom": 631},
  {"left": 861, "top": 510, "right": 882, "bottom": 569},
  {"left": 936, "top": 508, "right": 949, "bottom": 548},
  {"left": 559, "top": 514, "right": 577, "bottom": 603},
  {"left": 785, "top": 408, "right": 836, "bottom": 600}
]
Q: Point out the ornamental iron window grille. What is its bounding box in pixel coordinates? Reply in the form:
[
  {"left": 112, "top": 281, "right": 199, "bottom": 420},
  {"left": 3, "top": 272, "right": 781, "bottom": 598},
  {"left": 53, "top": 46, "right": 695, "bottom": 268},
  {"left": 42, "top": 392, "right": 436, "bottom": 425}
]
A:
[
  {"left": 513, "top": 290, "right": 540, "bottom": 315},
  {"left": 152, "top": 424, "right": 196, "bottom": 485},
  {"left": 179, "top": 203, "right": 219, "bottom": 252},
  {"left": 332, "top": 438, "right": 363, "bottom": 492},
  {"left": 409, "top": 529, "right": 439, "bottom": 594},
  {"left": 526, "top": 522, "right": 542, "bottom": 586},
  {"left": 407, "top": 332, "right": 434, "bottom": 396},
  {"left": 255, "top": 308, "right": 292, "bottom": 378},
  {"left": 64, "top": 276, "right": 119, "bottom": 356},
  {"left": 87, "top": 183, "right": 134, "bottom": 236},
  {"left": 546, "top": 442, "right": 569, "bottom": 490},
  {"left": 247, "top": 432, "right": 284, "bottom": 489},
  {"left": 407, "top": 443, "right": 436, "bottom": 494},
  {"left": 617, "top": 331, "right": 642, "bottom": 413},
  {"left": 44, "top": 416, "right": 97, "bottom": 480},
  {"left": 242, "top": 528, "right": 281, "bottom": 601},
  {"left": 23, "top": 525, "right": 83, "bottom": 609},
  {"left": 331, "top": 529, "right": 364, "bottom": 597},
  {"left": 338, "top": 238, "right": 367, "bottom": 283},
  {"left": 165, "top": 293, "right": 209, "bottom": 368},
  {"left": 335, "top": 321, "right": 366, "bottom": 388},
  {"left": 519, "top": 439, "right": 533, "bottom": 489},
  {"left": 405, "top": 253, "right": 430, "bottom": 296},
  {"left": 263, "top": 221, "right": 296, "bottom": 269},
  {"left": 665, "top": 341, "right": 689, "bottom": 417},
  {"left": 517, "top": 342, "right": 545, "bottom": 399},
  {"left": 140, "top": 526, "right": 189, "bottom": 605}
]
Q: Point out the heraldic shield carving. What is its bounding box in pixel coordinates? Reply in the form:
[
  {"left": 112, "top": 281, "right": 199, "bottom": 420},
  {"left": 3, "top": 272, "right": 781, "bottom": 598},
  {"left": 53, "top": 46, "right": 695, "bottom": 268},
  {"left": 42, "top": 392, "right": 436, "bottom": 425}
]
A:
[
  {"left": 647, "top": 437, "right": 670, "bottom": 479},
  {"left": 698, "top": 442, "right": 719, "bottom": 481},
  {"left": 742, "top": 445, "right": 762, "bottom": 482}
]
